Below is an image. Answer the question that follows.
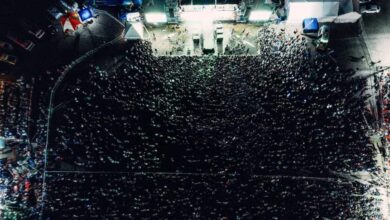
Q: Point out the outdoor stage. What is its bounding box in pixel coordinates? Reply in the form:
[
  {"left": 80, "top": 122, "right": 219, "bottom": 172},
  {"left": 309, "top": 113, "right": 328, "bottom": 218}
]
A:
[
  {"left": 146, "top": 23, "right": 260, "bottom": 56},
  {"left": 126, "top": 2, "right": 275, "bottom": 56}
]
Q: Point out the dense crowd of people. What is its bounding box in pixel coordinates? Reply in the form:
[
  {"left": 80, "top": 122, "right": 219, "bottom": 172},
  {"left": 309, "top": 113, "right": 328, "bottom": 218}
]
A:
[
  {"left": 0, "top": 77, "right": 30, "bottom": 138},
  {"left": 44, "top": 173, "right": 382, "bottom": 219},
  {"left": 0, "top": 76, "right": 42, "bottom": 219},
  {"left": 38, "top": 26, "right": 385, "bottom": 218},
  {"left": 49, "top": 29, "right": 377, "bottom": 174},
  {"left": 0, "top": 62, "right": 70, "bottom": 218},
  {"left": 225, "top": 28, "right": 256, "bottom": 55}
]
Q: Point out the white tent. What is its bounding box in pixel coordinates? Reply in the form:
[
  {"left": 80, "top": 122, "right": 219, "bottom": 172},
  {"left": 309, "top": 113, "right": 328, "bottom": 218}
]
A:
[
  {"left": 334, "top": 12, "right": 361, "bottom": 23},
  {"left": 318, "top": 16, "right": 338, "bottom": 23},
  {"left": 317, "top": 11, "right": 361, "bottom": 23},
  {"left": 287, "top": 0, "right": 340, "bottom": 23},
  {"left": 124, "top": 22, "right": 144, "bottom": 40}
]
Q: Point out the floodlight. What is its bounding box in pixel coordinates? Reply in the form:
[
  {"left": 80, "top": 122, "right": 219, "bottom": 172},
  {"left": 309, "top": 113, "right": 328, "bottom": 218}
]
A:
[
  {"left": 248, "top": 10, "right": 272, "bottom": 21},
  {"left": 145, "top": 13, "right": 167, "bottom": 23},
  {"left": 126, "top": 12, "right": 141, "bottom": 22}
]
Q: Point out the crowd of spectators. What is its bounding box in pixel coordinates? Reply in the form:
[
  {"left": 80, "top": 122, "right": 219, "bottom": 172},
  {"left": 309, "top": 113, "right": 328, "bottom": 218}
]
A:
[
  {"left": 0, "top": 77, "right": 30, "bottom": 138},
  {"left": 0, "top": 76, "right": 41, "bottom": 218},
  {"left": 0, "top": 63, "right": 69, "bottom": 218},
  {"left": 44, "top": 173, "right": 382, "bottom": 219},
  {"left": 49, "top": 42, "right": 163, "bottom": 171},
  {"left": 40, "top": 26, "right": 385, "bottom": 218},
  {"left": 225, "top": 28, "right": 255, "bottom": 55},
  {"left": 49, "top": 28, "right": 377, "bottom": 174}
]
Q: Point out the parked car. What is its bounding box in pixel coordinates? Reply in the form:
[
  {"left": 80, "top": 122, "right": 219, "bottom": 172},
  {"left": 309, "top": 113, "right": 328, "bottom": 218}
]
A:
[
  {"left": 18, "top": 21, "right": 45, "bottom": 39},
  {"left": 60, "top": 0, "right": 73, "bottom": 9},
  {"left": 7, "top": 31, "right": 35, "bottom": 51},
  {"left": 47, "top": 6, "right": 64, "bottom": 20},
  {"left": 0, "top": 41, "right": 13, "bottom": 51},
  {"left": 360, "top": 4, "right": 381, "bottom": 14},
  {"left": 47, "top": 24, "right": 59, "bottom": 36},
  {"left": 0, "top": 53, "right": 18, "bottom": 65}
]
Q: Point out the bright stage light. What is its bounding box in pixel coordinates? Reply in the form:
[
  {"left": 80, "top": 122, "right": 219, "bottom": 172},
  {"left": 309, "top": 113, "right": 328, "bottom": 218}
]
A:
[
  {"left": 126, "top": 12, "right": 141, "bottom": 22},
  {"left": 248, "top": 10, "right": 272, "bottom": 22},
  {"left": 145, "top": 13, "right": 167, "bottom": 23}
]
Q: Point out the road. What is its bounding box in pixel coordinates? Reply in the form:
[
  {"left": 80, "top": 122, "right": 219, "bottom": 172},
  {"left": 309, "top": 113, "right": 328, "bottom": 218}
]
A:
[{"left": 362, "top": 0, "right": 390, "bottom": 66}]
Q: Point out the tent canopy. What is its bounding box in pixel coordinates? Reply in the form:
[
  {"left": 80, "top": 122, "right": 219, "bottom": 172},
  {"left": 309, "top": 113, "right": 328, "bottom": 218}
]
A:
[
  {"left": 124, "top": 22, "right": 144, "bottom": 40},
  {"left": 60, "top": 12, "right": 82, "bottom": 32},
  {"left": 302, "top": 18, "right": 319, "bottom": 33},
  {"left": 317, "top": 11, "right": 361, "bottom": 23},
  {"left": 334, "top": 12, "right": 361, "bottom": 23}
]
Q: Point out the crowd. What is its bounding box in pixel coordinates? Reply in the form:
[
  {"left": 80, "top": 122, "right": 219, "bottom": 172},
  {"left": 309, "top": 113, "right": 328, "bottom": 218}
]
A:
[
  {"left": 0, "top": 61, "right": 70, "bottom": 218},
  {"left": 44, "top": 173, "right": 382, "bottom": 219},
  {"left": 48, "top": 42, "right": 163, "bottom": 171},
  {"left": 0, "top": 77, "right": 30, "bottom": 138},
  {"left": 225, "top": 28, "right": 255, "bottom": 55},
  {"left": 0, "top": 76, "right": 42, "bottom": 219},
  {"left": 39, "top": 26, "right": 385, "bottom": 218},
  {"left": 49, "top": 29, "right": 377, "bottom": 175}
]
